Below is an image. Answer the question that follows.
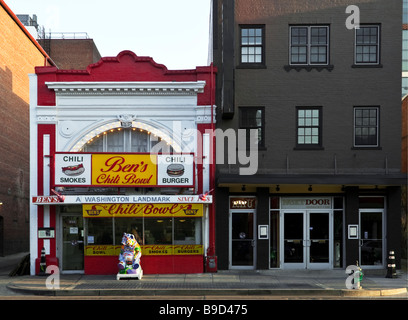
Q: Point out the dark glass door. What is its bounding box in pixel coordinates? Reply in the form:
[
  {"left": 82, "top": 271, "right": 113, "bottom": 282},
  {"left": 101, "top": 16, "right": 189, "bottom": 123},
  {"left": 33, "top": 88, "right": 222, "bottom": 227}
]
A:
[
  {"left": 283, "top": 211, "right": 331, "bottom": 269},
  {"left": 283, "top": 212, "right": 304, "bottom": 265},
  {"left": 62, "top": 216, "right": 84, "bottom": 271},
  {"left": 308, "top": 212, "right": 330, "bottom": 267},
  {"left": 231, "top": 212, "right": 255, "bottom": 268},
  {"left": 360, "top": 210, "right": 383, "bottom": 266}
]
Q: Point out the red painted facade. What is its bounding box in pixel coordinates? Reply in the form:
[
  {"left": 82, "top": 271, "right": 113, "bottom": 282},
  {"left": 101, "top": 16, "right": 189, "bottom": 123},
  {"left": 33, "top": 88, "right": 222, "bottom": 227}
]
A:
[{"left": 31, "top": 51, "right": 216, "bottom": 275}]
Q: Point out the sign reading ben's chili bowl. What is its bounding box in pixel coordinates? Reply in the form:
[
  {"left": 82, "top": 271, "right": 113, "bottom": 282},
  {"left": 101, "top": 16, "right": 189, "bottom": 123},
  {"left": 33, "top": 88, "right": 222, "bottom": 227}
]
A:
[
  {"left": 92, "top": 154, "right": 156, "bottom": 186},
  {"left": 83, "top": 203, "right": 203, "bottom": 218},
  {"left": 54, "top": 153, "right": 194, "bottom": 187}
]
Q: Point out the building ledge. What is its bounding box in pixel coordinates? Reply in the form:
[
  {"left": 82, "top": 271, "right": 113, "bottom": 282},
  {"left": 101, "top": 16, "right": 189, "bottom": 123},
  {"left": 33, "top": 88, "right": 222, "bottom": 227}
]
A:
[
  {"left": 45, "top": 81, "right": 206, "bottom": 96},
  {"left": 284, "top": 65, "right": 334, "bottom": 72},
  {"left": 217, "top": 173, "right": 407, "bottom": 186}
]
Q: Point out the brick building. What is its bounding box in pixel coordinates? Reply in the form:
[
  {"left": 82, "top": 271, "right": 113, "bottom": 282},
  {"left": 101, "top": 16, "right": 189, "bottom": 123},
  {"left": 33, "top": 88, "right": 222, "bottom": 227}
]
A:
[
  {"left": 0, "top": 0, "right": 53, "bottom": 256},
  {"left": 213, "top": 0, "right": 404, "bottom": 271},
  {"left": 37, "top": 34, "right": 101, "bottom": 70},
  {"left": 16, "top": 15, "right": 101, "bottom": 70}
]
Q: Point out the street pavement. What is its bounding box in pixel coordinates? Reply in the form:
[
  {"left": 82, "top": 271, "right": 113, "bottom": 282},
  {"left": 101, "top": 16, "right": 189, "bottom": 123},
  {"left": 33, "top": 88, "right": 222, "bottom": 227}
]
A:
[{"left": 0, "top": 252, "right": 407, "bottom": 299}]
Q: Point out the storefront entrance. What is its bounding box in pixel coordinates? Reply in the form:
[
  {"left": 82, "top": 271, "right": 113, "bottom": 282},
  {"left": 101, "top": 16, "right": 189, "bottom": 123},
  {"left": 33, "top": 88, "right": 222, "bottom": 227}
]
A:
[
  {"left": 282, "top": 210, "right": 332, "bottom": 269},
  {"left": 230, "top": 211, "right": 255, "bottom": 269},
  {"left": 61, "top": 215, "right": 84, "bottom": 272},
  {"left": 359, "top": 209, "right": 384, "bottom": 267}
]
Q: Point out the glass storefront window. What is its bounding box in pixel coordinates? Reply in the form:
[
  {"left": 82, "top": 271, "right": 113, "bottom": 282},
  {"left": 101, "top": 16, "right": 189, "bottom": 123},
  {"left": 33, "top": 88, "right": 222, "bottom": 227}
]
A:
[
  {"left": 174, "top": 218, "right": 202, "bottom": 244},
  {"left": 86, "top": 216, "right": 203, "bottom": 247},
  {"left": 114, "top": 218, "right": 144, "bottom": 245},
  {"left": 87, "top": 218, "right": 113, "bottom": 245},
  {"left": 144, "top": 218, "right": 172, "bottom": 244}
]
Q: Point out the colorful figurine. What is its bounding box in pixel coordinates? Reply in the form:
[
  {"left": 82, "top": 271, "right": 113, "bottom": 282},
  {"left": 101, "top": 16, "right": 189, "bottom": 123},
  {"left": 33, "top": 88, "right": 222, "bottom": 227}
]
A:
[{"left": 117, "top": 232, "right": 143, "bottom": 280}]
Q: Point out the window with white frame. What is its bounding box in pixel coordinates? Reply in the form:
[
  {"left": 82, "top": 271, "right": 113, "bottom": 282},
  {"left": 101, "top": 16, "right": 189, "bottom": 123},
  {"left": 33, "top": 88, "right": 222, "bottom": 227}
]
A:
[
  {"left": 355, "top": 25, "right": 380, "bottom": 65},
  {"left": 354, "top": 107, "right": 379, "bottom": 147},
  {"left": 290, "top": 26, "right": 329, "bottom": 65},
  {"left": 296, "top": 107, "right": 322, "bottom": 148}
]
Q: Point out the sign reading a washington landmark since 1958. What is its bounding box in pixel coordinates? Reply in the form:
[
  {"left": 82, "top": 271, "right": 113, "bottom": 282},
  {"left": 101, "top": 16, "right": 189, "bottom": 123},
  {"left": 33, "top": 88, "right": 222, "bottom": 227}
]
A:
[{"left": 54, "top": 153, "right": 194, "bottom": 187}]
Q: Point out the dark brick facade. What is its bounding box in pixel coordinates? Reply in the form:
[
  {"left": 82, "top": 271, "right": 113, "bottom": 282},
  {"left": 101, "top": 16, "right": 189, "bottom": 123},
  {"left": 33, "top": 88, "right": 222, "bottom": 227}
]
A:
[{"left": 213, "top": 0, "right": 405, "bottom": 270}]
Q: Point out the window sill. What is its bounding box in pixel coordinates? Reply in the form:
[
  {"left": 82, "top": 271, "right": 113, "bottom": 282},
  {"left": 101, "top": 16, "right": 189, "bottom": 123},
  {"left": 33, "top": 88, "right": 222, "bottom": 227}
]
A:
[
  {"left": 351, "top": 64, "right": 383, "bottom": 68},
  {"left": 284, "top": 65, "right": 334, "bottom": 72},
  {"left": 294, "top": 146, "right": 325, "bottom": 151},
  {"left": 351, "top": 146, "right": 382, "bottom": 150}
]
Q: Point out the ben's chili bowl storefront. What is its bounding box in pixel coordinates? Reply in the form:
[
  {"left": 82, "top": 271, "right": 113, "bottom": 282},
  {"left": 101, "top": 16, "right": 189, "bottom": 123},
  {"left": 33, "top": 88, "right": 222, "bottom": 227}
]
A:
[
  {"left": 32, "top": 150, "right": 212, "bottom": 275},
  {"left": 30, "top": 51, "right": 217, "bottom": 275},
  {"left": 33, "top": 194, "right": 212, "bottom": 275}
]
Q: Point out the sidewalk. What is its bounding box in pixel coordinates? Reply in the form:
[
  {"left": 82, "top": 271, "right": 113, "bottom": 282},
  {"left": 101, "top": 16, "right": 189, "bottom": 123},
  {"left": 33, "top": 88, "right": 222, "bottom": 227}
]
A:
[
  {"left": 6, "top": 269, "right": 408, "bottom": 298},
  {"left": 1, "top": 253, "right": 407, "bottom": 298}
]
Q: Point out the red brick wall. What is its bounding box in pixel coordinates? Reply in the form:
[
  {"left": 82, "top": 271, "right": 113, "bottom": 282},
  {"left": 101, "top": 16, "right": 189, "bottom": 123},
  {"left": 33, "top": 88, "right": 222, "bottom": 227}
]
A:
[{"left": 0, "top": 5, "right": 49, "bottom": 255}]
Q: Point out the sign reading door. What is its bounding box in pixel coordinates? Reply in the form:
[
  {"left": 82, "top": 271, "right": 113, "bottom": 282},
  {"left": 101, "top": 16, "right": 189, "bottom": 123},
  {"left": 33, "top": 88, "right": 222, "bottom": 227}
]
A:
[{"left": 283, "top": 211, "right": 332, "bottom": 269}]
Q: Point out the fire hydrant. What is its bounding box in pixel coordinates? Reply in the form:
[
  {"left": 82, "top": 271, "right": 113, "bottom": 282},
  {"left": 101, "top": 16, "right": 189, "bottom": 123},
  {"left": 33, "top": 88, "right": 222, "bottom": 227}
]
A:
[{"left": 345, "top": 261, "right": 363, "bottom": 289}]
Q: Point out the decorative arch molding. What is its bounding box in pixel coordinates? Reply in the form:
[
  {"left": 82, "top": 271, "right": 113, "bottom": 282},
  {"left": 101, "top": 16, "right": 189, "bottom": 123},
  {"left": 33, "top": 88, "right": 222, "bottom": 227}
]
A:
[{"left": 68, "top": 116, "right": 183, "bottom": 153}]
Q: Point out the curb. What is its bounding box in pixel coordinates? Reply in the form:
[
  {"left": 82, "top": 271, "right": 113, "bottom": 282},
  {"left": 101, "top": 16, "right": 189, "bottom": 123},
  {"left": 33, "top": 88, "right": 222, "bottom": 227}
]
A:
[{"left": 7, "top": 284, "right": 407, "bottom": 297}]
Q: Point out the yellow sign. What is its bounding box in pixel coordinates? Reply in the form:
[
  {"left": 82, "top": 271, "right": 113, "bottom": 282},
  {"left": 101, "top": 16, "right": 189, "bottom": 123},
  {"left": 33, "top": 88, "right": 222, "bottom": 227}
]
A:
[
  {"left": 92, "top": 154, "right": 157, "bottom": 186},
  {"left": 85, "top": 245, "right": 119, "bottom": 256},
  {"left": 83, "top": 203, "right": 203, "bottom": 218},
  {"left": 84, "top": 245, "right": 203, "bottom": 256}
]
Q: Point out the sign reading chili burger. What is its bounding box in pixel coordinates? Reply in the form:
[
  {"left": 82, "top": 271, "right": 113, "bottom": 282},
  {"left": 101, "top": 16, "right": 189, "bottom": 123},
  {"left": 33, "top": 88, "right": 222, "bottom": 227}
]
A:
[{"left": 54, "top": 153, "right": 194, "bottom": 187}]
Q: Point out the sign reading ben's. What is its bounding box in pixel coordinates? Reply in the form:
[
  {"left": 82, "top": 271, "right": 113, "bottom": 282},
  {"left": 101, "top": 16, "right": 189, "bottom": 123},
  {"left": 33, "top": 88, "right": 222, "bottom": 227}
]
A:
[{"left": 54, "top": 153, "right": 194, "bottom": 187}]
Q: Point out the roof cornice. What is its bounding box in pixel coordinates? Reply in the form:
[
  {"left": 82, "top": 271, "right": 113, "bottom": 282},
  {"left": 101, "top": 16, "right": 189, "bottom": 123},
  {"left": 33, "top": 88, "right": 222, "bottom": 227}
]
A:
[{"left": 45, "top": 81, "right": 206, "bottom": 96}]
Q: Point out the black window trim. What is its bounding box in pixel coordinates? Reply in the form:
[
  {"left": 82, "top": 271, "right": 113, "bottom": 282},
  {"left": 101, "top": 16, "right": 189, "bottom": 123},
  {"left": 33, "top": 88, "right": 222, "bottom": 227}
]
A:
[
  {"left": 239, "top": 106, "right": 266, "bottom": 149},
  {"left": 353, "top": 106, "right": 381, "bottom": 149},
  {"left": 285, "top": 24, "right": 333, "bottom": 72},
  {"left": 289, "top": 25, "right": 330, "bottom": 66},
  {"left": 353, "top": 24, "right": 382, "bottom": 67},
  {"left": 238, "top": 24, "right": 266, "bottom": 69}
]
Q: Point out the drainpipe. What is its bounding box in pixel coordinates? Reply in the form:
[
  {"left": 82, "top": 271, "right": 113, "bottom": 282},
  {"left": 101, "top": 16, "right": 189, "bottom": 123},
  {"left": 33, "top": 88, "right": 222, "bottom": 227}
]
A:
[{"left": 206, "top": 62, "right": 217, "bottom": 272}]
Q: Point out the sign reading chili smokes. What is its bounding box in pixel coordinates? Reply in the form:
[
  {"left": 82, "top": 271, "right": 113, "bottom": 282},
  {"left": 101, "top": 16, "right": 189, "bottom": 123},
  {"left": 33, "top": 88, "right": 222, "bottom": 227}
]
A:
[{"left": 54, "top": 153, "right": 194, "bottom": 187}]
